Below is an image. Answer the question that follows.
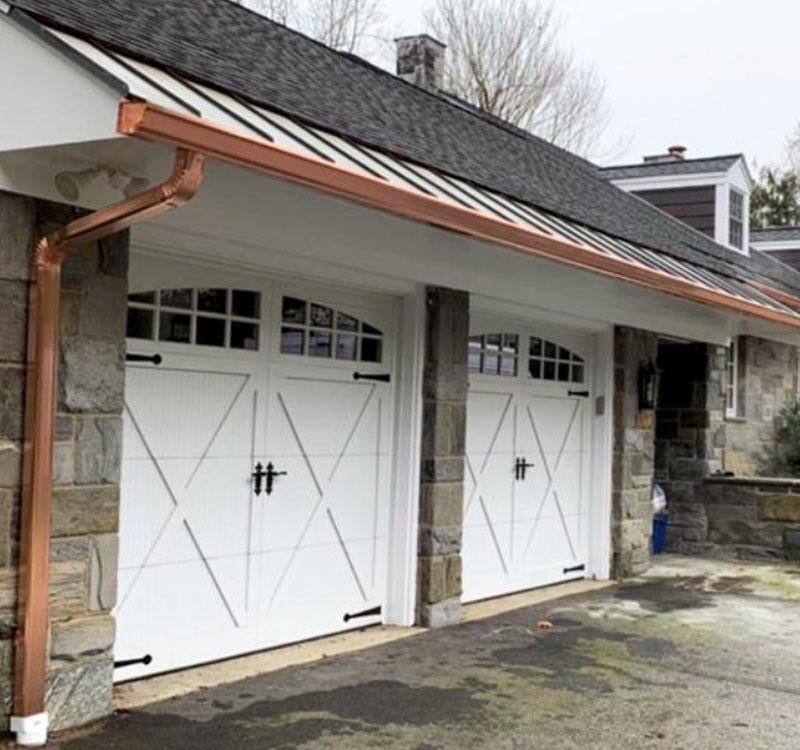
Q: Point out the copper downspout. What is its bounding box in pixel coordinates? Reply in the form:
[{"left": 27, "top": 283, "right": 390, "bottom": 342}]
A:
[
  {"left": 14, "top": 148, "right": 204, "bottom": 734},
  {"left": 118, "top": 101, "right": 800, "bottom": 333}
]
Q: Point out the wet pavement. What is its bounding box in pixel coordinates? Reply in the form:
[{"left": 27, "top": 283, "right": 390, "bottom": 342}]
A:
[{"left": 51, "top": 556, "right": 800, "bottom": 749}]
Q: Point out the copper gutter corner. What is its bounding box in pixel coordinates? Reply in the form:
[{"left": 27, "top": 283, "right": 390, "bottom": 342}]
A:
[{"left": 12, "top": 147, "right": 204, "bottom": 747}]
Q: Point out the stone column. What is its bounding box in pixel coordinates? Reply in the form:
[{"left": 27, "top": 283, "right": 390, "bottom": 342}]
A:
[
  {"left": 611, "top": 326, "right": 659, "bottom": 578},
  {"left": 0, "top": 192, "right": 128, "bottom": 731},
  {"left": 417, "top": 287, "right": 468, "bottom": 627}
]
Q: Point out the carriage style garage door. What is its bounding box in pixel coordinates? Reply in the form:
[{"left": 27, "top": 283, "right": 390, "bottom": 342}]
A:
[
  {"left": 116, "top": 268, "right": 397, "bottom": 679},
  {"left": 463, "top": 318, "right": 594, "bottom": 603}
]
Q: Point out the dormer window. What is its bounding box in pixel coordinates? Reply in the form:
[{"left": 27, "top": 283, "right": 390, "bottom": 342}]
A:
[{"left": 729, "top": 189, "right": 744, "bottom": 250}]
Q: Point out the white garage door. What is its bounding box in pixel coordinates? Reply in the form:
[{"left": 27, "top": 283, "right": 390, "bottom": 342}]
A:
[
  {"left": 116, "top": 275, "right": 396, "bottom": 679},
  {"left": 463, "top": 323, "right": 593, "bottom": 603}
]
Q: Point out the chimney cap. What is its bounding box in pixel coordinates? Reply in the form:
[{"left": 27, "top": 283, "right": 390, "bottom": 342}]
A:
[
  {"left": 668, "top": 144, "right": 687, "bottom": 158},
  {"left": 394, "top": 33, "right": 447, "bottom": 49}
]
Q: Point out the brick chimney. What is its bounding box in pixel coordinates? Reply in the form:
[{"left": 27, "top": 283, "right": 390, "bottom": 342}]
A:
[
  {"left": 643, "top": 145, "right": 688, "bottom": 164},
  {"left": 395, "top": 34, "right": 446, "bottom": 91}
]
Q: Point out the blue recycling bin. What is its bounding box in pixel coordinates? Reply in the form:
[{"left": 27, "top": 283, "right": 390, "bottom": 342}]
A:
[{"left": 652, "top": 513, "right": 669, "bottom": 555}]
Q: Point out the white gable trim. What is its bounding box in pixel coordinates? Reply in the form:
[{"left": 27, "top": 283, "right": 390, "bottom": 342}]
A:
[{"left": 0, "top": 12, "right": 122, "bottom": 152}]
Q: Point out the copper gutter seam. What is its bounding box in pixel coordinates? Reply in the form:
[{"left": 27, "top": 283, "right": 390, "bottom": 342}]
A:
[
  {"left": 117, "top": 101, "right": 800, "bottom": 333},
  {"left": 12, "top": 147, "right": 205, "bottom": 746}
]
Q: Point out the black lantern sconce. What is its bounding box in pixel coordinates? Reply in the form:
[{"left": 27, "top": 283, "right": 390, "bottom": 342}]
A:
[{"left": 638, "top": 359, "right": 657, "bottom": 411}]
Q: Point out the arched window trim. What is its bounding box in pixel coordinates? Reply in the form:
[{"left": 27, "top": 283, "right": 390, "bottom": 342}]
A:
[{"left": 279, "top": 295, "right": 384, "bottom": 363}]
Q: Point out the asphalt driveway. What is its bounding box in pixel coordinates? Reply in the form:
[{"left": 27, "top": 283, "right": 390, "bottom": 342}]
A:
[{"left": 51, "top": 556, "right": 800, "bottom": 749}]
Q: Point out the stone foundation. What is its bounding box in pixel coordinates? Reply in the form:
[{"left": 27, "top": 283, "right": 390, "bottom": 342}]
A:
[
  {"left": 0, "top": 191, "right": 127, "bottom": 730},
  {"left": 667, "top": 477, "right": 800, "bottom": 560}
]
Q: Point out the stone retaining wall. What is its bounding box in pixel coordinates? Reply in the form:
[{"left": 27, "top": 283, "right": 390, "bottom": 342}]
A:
[
  {"left": 0, "top": 191, "right": 127, "bottom": 730},
  {"left": 667, "top": 476, "right": 800, "bottom": 560}
]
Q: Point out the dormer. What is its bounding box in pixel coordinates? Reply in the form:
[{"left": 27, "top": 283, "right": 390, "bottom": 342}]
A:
[{"left": 600, "top": 147, "right": 754, "bottom": 255}]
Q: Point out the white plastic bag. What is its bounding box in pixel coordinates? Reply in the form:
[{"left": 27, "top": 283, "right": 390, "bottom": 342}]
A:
[{"left": 652, "top": 482, "right": 667, "bottom": 515}]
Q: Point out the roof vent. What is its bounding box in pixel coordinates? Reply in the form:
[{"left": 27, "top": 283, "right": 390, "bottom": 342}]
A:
[
  {"left": 643, "top": 145, "right": 688, "bottom": 164},
  {"left": 395, "top": 34, "right": 446, "bottom": 91}
]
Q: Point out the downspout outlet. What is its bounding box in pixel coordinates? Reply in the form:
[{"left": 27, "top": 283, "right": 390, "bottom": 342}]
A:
[{"left": 10, "top": 712, "right": 48, "bottom": 746}]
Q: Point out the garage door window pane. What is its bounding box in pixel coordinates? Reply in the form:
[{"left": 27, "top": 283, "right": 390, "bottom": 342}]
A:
[
  {"left": 310, "top": 304, "right": 333, "bottom": 328},
  {"left": 309, "top": 330, "right": 332, "bottom": 357},
  {"left": 129, "top": 291, "right": 156, "bottom": 305},
  {"left": 198, "top": 288, "right": 228, "bottom": 314},
  {"left": 196, "top": 316, "right": 226, "bottom": 347},
  {"left": 336, "top": 333, "right": 358, "bottom": 360},
  {"left": 159, "top": 312, "right": 191, "bottom": 343},
  {"left": 231, "top": 321, "right": 259, "bottom": 350},
  {"left": 281, "top": 327, "right": 304, "bottom": 354},
  {"left": 161, "top": 288, "right": 193, "bottom": 309},
  {"left": 232, "top": 290, "right": 260, "bottom": 319},
  {"left": 282, "top": 297, "right": 306, "bottom": 324},
  {"left": 361, "top": 337, "right": 382, "bottom": 363},
  {"left": 127, "top": 308, "right": 154, "bottom": 340},
  {"left": 337, "top": 312, "right": 358, "bottom": 332}
]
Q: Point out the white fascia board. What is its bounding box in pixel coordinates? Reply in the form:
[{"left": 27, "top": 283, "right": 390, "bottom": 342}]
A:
[
  {"left": 610, "top": 171, "right": 727, "bottom": 192},
  {"left": 752, "top": 240, "right": 800, "bottom": 252},
  {"left": 0, "top": 12, "right": 124, "bottom": 152}
]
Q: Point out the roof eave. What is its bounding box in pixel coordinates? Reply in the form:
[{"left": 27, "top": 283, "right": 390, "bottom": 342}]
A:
[{"left": 118, "top": 99, "right": 800, "bottom": 333}]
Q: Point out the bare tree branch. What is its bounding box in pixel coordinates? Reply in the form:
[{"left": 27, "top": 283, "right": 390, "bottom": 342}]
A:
[
  {"left": 425, "top": 0, "right": 609, "bottom": 156},
  {"left": 242, "top": 0, "right": 385, "bottom": 56}
]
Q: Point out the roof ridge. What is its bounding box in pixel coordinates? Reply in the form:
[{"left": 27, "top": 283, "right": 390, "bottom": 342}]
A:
[{"left": 601, "top": 153, "right": 743, "bottom": 171}]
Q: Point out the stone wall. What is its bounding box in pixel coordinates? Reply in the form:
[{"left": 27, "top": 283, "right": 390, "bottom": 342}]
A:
[
  {"left": 611, "top": 326, "right": 659, "bottom": 578},
  {"left": 417, "top": 287, "right": 468, "bottom": 627},
  {"left": 724, "top": 336, "right": 798, "bottom": 476},
  {"left": 667, "top": 477, "right": 800, "bottom": 560},
  {"left": 0, "top": 191, "right": 127, "bottom": 730}
]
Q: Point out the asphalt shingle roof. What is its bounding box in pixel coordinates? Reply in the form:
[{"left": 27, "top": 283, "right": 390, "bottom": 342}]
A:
[
  {"left": 751, "top": 226, "right": 800, "bottom": 244},
  {"left": 600, "top": 155, "right": 744, "bottom": 181},
  {"left": 8, "top": 0, "right": 800, "bottom": 295}
]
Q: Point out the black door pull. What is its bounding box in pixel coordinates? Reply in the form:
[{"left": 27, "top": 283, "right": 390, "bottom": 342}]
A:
[
  {"left": 126, "top": 353, "right": 162, "bottom": 365},
  {"left": 514, "top": 457, "right": 536, "bottom": 480},
  {"left": 353, "top": 372, "right": 391, "bottom": 383},
  {"left": 568, "top": 390, "right": 589, "bottom": 397}
]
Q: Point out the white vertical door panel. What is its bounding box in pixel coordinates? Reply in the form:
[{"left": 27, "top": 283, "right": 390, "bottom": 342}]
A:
[
  {"left": 463, "top": 323, "right": 594, "bottom": 602},
  {"left": 462, "top": 381, "right": 519, "bottom": 602},
  {"left": 116, "top": 352, "right": 264, "bottom": 679}
]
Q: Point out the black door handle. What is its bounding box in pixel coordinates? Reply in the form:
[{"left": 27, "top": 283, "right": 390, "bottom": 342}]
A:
[
  {"left": 126, "top": 353, "right": 162, "bottom": 365},
  {"left": 253, "top": 462, "right": 288, "bottom": 496},
  {"left": 515, "top": 457, "right": 536, "bottom": 480}
]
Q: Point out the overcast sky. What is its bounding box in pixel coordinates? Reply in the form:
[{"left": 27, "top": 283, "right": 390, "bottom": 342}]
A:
[{"left": 387, "top": 0, "right": 798, "bottom": 168}]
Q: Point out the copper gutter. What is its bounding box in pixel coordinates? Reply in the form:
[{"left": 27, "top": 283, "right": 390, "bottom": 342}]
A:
[
  {"left": 118, "top": 101, "right": 800, "bottom": 332},
  {"left": 13, "top": 148, "right": 204, "bottom": 740}
]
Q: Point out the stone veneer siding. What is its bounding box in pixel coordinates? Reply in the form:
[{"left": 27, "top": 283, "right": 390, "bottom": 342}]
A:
[
  {"left": 0, "top": 191, "right": 127, "bottom": 730},
  {"left": 611, "top": 326, "right": 659, "bottom": 578},
  {"left": 417, "top": 287, "right": 467, "bottom": 627},
  {"left": 724, "top": 336, "right": 799, "bottom": 475},
  {"left": 667, "top": 477, "right": 800, "bottom": 560}
]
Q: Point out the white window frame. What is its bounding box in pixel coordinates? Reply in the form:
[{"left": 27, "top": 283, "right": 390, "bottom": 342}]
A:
[
  {"left": 725, "top": 338, "right": 739, "bottom": 418},
  {"left": 728, "top": 188, "right": 745, "bottom": 250}
]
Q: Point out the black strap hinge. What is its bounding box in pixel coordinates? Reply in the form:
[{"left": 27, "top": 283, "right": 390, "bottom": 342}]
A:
[
  {"left": 353, "top": 373, "right": 390, "bottom": 383},
  {"left": 563, "top": 564, "right": 586, "bottom": 574},
  {"left": 343, "top": 605, "right": 382, "bottom": 623},
  {"left": 126, "top": 353, "right": 162, "bottom": 365},
  {"left": 567, "top": 390, "right": 589, "bottom": 397},
  {"left": 114, "top": 654, "right": 153, "bottom": 669}
]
